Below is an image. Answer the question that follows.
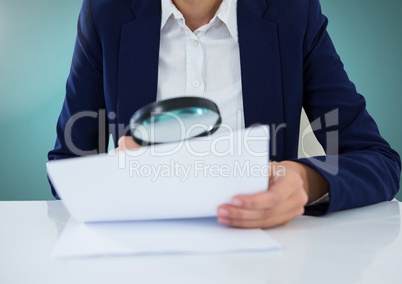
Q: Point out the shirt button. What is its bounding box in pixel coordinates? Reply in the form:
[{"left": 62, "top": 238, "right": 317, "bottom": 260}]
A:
[
  {"left": 192, "top": 80, "right": 201, "bottom": 88},
  {"left": 191, "top": 39, "right": 199, "bottom": 47}
]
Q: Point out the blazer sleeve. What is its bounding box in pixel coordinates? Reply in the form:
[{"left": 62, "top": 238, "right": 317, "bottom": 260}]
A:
[
  {"left": 297, "top": 0, "right": 401, "bottom": 215},
  {"left": 48, "top": 0, "right": 108, "bottom": 198}
]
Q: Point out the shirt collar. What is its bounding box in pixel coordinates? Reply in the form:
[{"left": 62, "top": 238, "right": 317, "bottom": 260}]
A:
[
  {"left": 161, "top": 0, "right": 238, "bottom": 43},
  {"left": 216, "top": 0, "right": 238, "bottom": 43},
  {"left": 161, "top": 0, "right": 182, "bottom": 29}
]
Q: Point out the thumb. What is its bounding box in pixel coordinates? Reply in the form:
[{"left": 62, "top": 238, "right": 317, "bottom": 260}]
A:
[
  {"left": 269, "top": 162, "right": 285, "bottom": 186},
  {"left": 117, "top": 136, "right": 141, "bottom": 151}
]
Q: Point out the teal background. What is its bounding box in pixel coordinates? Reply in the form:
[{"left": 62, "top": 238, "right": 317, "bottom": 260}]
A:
[{"left": 0, "top": 0, "right": 401, "bottom": 201}]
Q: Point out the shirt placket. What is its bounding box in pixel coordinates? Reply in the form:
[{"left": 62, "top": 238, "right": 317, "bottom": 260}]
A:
[{"left": 184, "top": 30, "right": 205, "bottom": 97}]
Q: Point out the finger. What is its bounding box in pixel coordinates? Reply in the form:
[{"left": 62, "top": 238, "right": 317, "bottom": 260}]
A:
[
  {"left": 117, "top": 136, "right": 140, "bottom": 151},
  {"left": 268, "top": 161, "right": 289, "bottom": 184},
  {"left": 218, "top": 207, "right": 304, "bottom": 229},
  {"left": 231, "top": 179, "right": 294, "bottom": 210},
  {"left": 217, "top": 205, "right": 267, "bottom": 221},
  {"left": 219, "top": 189, "right": 307, "bottom": 222}
]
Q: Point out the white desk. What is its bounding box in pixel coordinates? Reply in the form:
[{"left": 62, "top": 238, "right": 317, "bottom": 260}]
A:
[{"left": 0, "top": 201, "right": 401, "bottom": 284}]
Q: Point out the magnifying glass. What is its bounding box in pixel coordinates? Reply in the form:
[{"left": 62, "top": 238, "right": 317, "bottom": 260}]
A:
[{"left": 130, "top": 97, "right": 222, "bottom": 145}]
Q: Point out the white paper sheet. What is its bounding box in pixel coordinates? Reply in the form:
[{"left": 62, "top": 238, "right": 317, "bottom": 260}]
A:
[
  {"left": 52, "top": 217, "right": 281, "bottom": 259},
  {"left": 47, "top": 126, "right": 270, "bottom": 222}
]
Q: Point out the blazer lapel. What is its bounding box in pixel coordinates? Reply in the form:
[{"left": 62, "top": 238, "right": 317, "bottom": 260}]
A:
[
  {"left": 237, "top": 0, "right": 284, "bottom": 159},
  {"left": 116, "top": 0, "right": 162, "bottom": 129}
]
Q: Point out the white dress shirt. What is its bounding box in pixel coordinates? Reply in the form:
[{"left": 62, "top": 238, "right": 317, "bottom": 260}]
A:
[
  {"left": 157, "top": 0, "right": 244, "bottom": 130},
  {"left": 156, "top": 0, "right": 329, "bottom": 205}
]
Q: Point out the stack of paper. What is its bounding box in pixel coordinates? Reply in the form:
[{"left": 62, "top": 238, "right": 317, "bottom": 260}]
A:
[
  {"left": 52, "top": 217, "right": 281, "bottom": 258},
  {"left": 48, "top": 126, "right": 281, "bottom": 258}
]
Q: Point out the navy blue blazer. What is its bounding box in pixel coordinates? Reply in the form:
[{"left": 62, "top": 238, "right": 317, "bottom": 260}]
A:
[{"left": 48, "top": 0, "right": 401, "bottom": 215}]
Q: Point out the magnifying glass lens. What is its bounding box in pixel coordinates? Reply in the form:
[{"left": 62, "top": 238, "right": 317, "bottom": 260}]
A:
[
  {"left": 130, "top": 97, "right": 221, "bottom": 145},
  {"left": 143, "top": 107, "right": 208, "bottom": 125}
]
